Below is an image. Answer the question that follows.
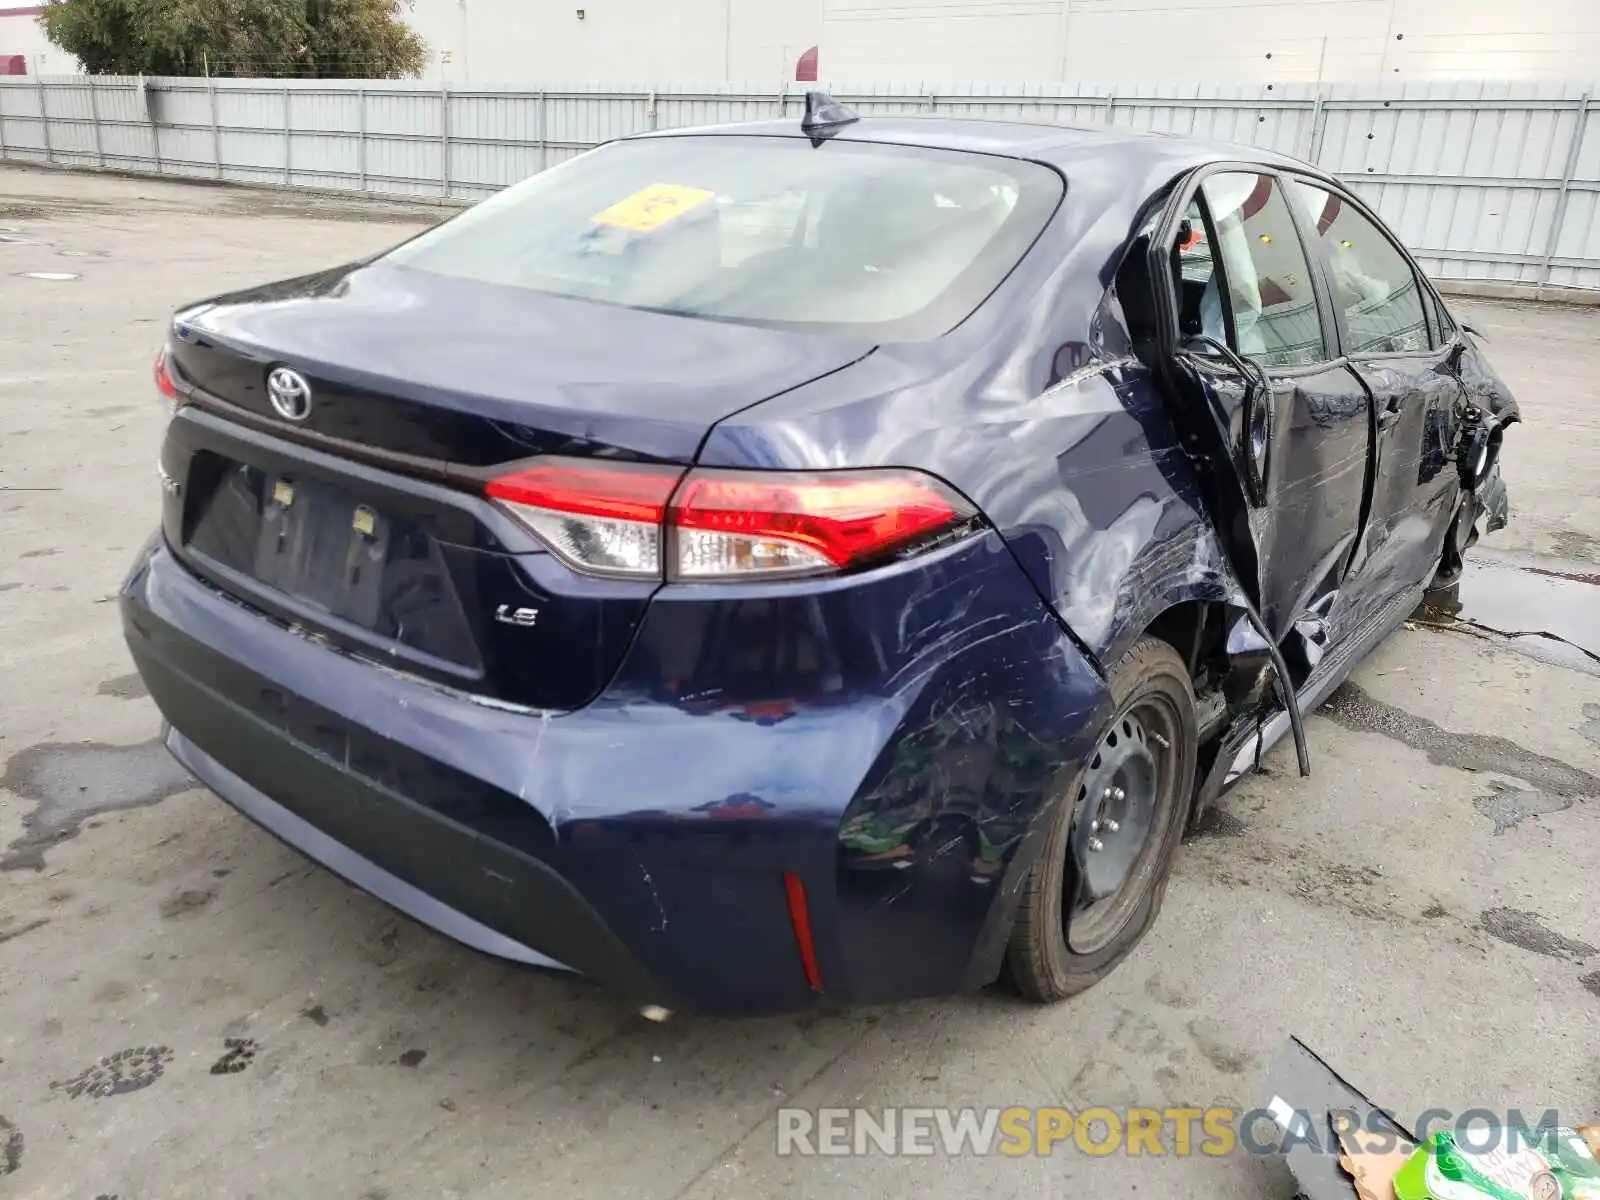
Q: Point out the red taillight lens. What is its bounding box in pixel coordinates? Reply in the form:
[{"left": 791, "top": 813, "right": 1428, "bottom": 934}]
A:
[
  {"left": 485, "top": 459, "right": 976, "bottom": 582},
  {"left": 153, "top": 346, "right": 180, "bottom": 407},
  {"left": 486, "top": 459, "right": 682, "bottom": 578},
  {"left": 671, "top": 469, "right": 973, "bottom": 579}
]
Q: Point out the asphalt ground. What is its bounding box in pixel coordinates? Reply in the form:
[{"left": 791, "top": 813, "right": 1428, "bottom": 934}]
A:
[{"left": 2, "top": 166, "right": 1598, "bottom": 1200}]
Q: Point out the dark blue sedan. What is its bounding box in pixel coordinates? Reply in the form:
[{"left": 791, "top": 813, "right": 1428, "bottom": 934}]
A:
[{"left": 122, "top": 95, "right": 1519, "bottom": 1014}]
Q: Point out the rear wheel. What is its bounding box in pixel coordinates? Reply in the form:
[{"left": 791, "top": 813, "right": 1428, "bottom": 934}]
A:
[{"left": 1005, "top": 636, "right": 1197, "bottom": 1002}]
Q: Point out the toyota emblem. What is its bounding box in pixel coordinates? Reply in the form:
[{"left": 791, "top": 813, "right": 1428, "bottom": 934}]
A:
[{"left": 266, "top": 366, "right": 313, "bottom": 422}]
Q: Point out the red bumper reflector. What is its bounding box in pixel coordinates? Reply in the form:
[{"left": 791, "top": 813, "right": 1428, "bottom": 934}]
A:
[{"left": 783, "top": 871, "right": 823, "bottom": 992}]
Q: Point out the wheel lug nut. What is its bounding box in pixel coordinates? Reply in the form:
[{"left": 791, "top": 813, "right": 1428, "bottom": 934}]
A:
[
  {"left": 1104, "top": 819, "right": 1120, "bottom": 834},
  {"left": 1091, "top": 819, "right": 1101, "bottom": 833},
  {"left": 1088, "top": 837, "right": 1104, "bottom": 853},
  {"left": 1112, "top": 786, "right": 1125, "bottom": 802}
]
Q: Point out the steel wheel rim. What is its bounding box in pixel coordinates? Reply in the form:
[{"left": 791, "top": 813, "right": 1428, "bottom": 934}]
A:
[{"left": 1064, "top": 695, "right": 1181, "bottom": 956}]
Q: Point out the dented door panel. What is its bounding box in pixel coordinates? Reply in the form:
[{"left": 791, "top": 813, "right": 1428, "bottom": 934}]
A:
[
  {"left": 1345, "top": 355, "right": 1468, "bottom": 611},
  {"left": 1181, "top": 358, "right": 1373, "bottom": 643}
]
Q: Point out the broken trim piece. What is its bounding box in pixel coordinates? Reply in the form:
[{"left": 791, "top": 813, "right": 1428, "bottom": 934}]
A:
[
  {"left": 1223, "top": 581, "right": 1426, "bottom": 787},
  {"left": 1261, "top": 1037, "right": 1417, "bottom": 1200},
  {"left": 1247, "top": 605, "right": 1312, "bottom": 777}
]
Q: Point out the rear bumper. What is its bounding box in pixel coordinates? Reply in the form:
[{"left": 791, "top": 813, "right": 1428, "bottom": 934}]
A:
[
  {"left": 132, "top": 588, "right": 670, "bottom": 1003},
  {"left": 164, "top": 729, "right": 577, "bottom": 977},
  {"left": 123, "top": 531, "right": 1109, "bottom": 1013}
]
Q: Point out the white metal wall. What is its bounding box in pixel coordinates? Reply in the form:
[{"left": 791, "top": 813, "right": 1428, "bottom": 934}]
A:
[
  {"left": 821, "top": 0, "right": 1600, "bottom": 85},
  {"left": 1, "top": 76, "right": 1596, "bottom": 291}
]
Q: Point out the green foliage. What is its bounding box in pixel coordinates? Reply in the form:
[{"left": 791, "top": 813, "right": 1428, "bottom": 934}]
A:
[{"left": 39, "top": 0, "right": 428, "bottom": 78}]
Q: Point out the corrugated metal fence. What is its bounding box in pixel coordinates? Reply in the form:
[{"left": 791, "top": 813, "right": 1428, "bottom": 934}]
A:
[{"left": 1, "top": 76, "right": 1596, "bottom": 293}]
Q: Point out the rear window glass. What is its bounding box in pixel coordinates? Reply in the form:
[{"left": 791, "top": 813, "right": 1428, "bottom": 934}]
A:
[{"left": 384, "top": 135, "right": 1063, "bottom": 340}]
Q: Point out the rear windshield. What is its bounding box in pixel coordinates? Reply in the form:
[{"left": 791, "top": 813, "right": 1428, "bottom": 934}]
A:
[{"left": 384, "top": 135, "right": 1063, "bottom": 340}]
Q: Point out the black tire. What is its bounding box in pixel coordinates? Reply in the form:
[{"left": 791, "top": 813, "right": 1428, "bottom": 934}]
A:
[{"left": 1005, "top": 636, "right": 1197, "bottom": 1002}]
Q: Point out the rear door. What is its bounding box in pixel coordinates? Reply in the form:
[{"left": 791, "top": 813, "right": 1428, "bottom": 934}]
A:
[
  {"left": 1168, "top": 169, "right": 1375, "bottom": 646},
  {"left": 1284, "top": 178, "right": 1465, "bottom": 607}
]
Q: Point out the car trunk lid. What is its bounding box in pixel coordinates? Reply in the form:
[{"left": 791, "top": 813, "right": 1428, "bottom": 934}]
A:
[
  {"left": 170, "top": 262, "right": 875, "bottom": 464},
  {"left": 161, "top": 263, "right": 874, "bottom": 710}
]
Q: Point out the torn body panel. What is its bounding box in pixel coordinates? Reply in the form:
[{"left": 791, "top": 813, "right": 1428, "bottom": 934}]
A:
[
  {"left": 1456, "top": 329, "right": 1523, "bottom": 428},
  {"left": 1477, "top": 460, "right": 1510, "bottom": 535},
  {"left": 699, "top": 334, "right": 1250, "bottom": 677},
  {"left": 1176, "top": 355, "right": 1373, "bottom": 644},
  {"left": 707, "top": 354, "right": 1247, "bottom": 673}
]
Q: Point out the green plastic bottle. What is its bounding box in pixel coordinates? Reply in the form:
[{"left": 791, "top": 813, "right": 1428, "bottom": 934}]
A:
[{"left": 1390, "top": 1129, "right": 1600, "bottom": 1200}]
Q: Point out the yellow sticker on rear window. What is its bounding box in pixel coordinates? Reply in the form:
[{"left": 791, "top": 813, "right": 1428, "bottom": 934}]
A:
[{"left": 589, "top": 183, "right": 716, "bottom": 233}]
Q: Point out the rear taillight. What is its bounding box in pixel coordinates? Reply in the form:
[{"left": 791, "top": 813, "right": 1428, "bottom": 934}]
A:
[
  {"left": 153, "top": 345, "right": 180, "bottom": 408},
  {"left": 485, "top": 457, "right": 976, "bottom": 582},
  {"left": 671, "top": 469, "right": 971, "bottom": 579},
  {"left": 486, "top": 460, "right": 681, "bottom": 578}
]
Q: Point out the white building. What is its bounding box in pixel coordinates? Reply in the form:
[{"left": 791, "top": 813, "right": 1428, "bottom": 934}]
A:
[
  {"left": 819, "top": 0, "right": 1600, "bottom": 85},
  {"left": 0, "top": 3, "right": 79, "bottom": 76},
  {"left": 5, "top": 0, "right": 1596, "bottom": 85},
  {"left": 405, "top": 0, "right": 1600, "bottom": 86},
  {"left": 407, "top": 0, "right": 824, "bottom": 86}
]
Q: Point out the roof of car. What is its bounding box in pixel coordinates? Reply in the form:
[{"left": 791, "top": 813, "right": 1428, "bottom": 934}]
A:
[
  {"left": 629, "top": 111, "right": 1344, "bottom": 346},
  {"left": 631, "top": 114, "right": 1326, "bottom": 179}
]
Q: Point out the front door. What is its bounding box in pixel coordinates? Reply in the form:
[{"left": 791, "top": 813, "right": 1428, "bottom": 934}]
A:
[
  {"left": 1285, "top": 179, "right": 1466, "bottom": 610},
  {"left": 1170, "top": 170, "right": 1374, "bottom": 648}
]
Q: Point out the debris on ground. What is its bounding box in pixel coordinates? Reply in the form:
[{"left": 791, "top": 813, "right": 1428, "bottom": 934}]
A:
[{"left": 1263, "top": 1038, "right": 1600, "bottom": 1199}]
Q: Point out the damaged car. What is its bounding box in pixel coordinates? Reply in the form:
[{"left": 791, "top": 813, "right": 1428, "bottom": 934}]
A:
[{"left": 121, "top": 93, "right": 1519, "bottom": 1014}]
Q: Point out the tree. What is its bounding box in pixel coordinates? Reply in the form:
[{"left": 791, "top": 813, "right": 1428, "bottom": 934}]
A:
[{"left": 39, "top": 0, "right": 428, "bottom": 79}]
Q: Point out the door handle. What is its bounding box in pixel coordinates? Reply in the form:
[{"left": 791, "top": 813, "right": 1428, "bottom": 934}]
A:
[{"left": 1378, "top": 397, "right": 1403, "bottom": 430}]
